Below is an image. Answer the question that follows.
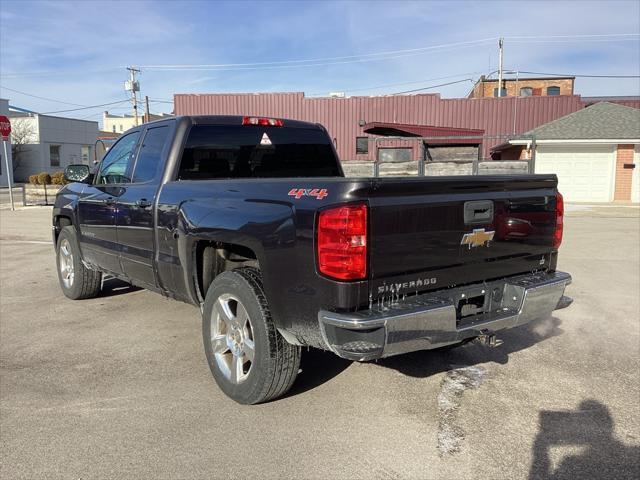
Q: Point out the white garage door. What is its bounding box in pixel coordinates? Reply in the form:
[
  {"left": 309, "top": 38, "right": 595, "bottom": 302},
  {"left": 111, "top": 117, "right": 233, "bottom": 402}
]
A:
[{"left": 535, "top": 144, "right": 615, "bottom": 202}]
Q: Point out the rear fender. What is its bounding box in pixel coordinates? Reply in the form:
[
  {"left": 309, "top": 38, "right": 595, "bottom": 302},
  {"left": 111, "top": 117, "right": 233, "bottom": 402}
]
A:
[{"left": 181, "top": 198, "right": 297, "bottom": 328}]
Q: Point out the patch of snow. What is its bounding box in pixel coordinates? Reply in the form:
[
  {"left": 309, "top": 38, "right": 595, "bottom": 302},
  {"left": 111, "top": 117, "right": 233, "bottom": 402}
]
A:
[{"left": 437, "top": 365, "right": 488, "bottom": 455}]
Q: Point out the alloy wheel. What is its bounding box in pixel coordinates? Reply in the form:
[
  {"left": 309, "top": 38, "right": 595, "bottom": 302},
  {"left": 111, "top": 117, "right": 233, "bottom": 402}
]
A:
[
  {"left": 210, "top": 293, "right": 255, "bottom": 383},
  {"left": 59, "top": 238, "right": 75, "bottom": 289}
]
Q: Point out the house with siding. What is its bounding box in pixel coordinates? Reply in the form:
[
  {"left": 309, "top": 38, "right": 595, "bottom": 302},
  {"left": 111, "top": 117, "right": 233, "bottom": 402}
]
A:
[
  {"left": 8, "top": 113, "right": 98, "bottom": 182},
  {"left": 492, "top": 102, "right": 640, "bottom": 203}
]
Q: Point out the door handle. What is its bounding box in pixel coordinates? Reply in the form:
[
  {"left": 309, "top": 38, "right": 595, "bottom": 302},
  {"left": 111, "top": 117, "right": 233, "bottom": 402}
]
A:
[{"left": 135, "top": 199, "right": 152, "bottom": 208}]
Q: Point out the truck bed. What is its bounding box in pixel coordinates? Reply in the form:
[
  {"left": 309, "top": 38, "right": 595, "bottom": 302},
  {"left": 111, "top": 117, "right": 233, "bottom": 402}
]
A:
[{"left": 154, "top": 173, "right": 560, "bottom": 347}]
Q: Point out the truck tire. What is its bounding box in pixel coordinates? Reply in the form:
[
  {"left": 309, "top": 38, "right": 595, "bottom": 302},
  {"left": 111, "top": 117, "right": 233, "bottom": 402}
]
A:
[
  {"left": 202, "top": 267, "right": 301, "bottom": 404},
  {"left": 56, "top": 226, "right": 102, "bottom": 300}
]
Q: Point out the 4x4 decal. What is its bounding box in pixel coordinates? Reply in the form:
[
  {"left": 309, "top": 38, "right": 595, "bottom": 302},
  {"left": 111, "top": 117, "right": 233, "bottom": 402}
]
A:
[{"left": 288, "top": 188, "right": 328, "bottom": 200}]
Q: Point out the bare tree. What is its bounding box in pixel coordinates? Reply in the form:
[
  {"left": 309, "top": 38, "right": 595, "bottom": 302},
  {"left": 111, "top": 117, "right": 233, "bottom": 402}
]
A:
[{"left": 10, "top": 118, "right": 36, "bottom": 173}]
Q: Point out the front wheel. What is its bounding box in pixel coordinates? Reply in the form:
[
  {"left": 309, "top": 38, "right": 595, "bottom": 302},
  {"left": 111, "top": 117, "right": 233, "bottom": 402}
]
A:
[
  {"left": 56, "top": 226, "right": 102, "bottom": 300},
  {"left": 202, "top": 268, "right": 301, "bottom": 404}
]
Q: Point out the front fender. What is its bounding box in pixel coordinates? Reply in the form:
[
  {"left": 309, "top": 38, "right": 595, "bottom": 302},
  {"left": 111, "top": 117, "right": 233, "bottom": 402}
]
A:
[{"left": 52, "top": 182, "right": 85, "bottom": 246}]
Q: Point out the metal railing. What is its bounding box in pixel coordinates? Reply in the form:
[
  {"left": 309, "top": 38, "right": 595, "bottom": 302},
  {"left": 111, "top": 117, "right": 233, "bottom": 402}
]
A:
[{"left": 368, "top": 134, "right": 536, "bottom": 177}]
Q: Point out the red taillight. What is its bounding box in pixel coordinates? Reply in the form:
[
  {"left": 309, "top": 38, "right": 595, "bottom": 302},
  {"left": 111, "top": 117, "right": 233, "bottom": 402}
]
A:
[
  {"left": 242, "top": 116, "right": 284, "bottom": 127},
  {"left": 553, "top": 192, "right": 564, "bottom": 249},
  {"left": 317, "top": 204, "right": 367, "bottom": 281}
]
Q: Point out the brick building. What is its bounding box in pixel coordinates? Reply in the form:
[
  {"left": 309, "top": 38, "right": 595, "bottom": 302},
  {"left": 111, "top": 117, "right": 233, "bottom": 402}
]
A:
[{"left": 468, "top": 76, "right": 575, "bottom": 98}]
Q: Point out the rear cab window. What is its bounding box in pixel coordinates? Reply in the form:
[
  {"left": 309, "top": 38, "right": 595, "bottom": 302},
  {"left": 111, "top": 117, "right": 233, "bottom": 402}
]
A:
[
  {"left": 133, "top": 125, "right": 171, "bottom": 183},
  {"left": 177, "top": 124, "right": 341, "bottom": 180}
]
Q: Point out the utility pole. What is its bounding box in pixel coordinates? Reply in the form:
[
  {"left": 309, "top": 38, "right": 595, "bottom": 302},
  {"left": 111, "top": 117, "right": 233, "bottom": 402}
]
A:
[
  {"left": 145, "top": 95, "right": 150, "bottom": 123},
  {"left": 497, "top": 38, "right": 504, "bottom": 97},
  {"left": 125, "top": 66, "right": 141, "bottom": 125}
]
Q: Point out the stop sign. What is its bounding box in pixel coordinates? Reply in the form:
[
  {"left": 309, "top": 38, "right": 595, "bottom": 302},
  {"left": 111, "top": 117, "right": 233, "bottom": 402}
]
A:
[{"left": 0, "top": 116, "right": 10, "bottom": 140}]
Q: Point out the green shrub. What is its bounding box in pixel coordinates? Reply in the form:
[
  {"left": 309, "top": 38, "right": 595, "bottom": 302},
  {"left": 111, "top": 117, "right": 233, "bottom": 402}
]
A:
[{"left": 37, "top": 172, "right": 52, "bottom": 185}]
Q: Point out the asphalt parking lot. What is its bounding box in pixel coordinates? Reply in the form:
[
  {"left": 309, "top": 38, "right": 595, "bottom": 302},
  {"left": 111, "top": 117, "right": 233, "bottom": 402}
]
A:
[{"left": 1, "top": 205, "right": 639, "bottom": 479}]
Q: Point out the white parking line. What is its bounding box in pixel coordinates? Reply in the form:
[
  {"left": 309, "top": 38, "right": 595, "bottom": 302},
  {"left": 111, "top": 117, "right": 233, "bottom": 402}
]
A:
[{"left": 0, "top": 239, "right": 51, "bottom": 245}]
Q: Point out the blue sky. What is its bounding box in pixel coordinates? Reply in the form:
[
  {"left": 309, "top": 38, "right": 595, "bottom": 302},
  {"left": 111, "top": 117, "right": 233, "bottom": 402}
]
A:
[{"left": 1, "top": 0, "right": 639, "bottom": 124}]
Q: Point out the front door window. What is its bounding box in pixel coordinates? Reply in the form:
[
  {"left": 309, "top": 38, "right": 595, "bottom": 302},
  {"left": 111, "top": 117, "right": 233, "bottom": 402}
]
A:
[{"left": 95, "top": 131, "right": 140, "bottom": 184}]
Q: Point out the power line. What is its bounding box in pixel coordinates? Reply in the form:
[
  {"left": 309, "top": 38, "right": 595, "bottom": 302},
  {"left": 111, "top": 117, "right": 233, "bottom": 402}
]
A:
[
  {"left": 518, "top": 71, "right": 640, "bottom": 78},
  {"left": 0, "top": 67, "right": 118, "bottom": 79},
  {"left": 137, "top": 33, "right": 640, "bottom": 72},
  {"left": 509, "top": 38, "right": 640, "bottom": 45},
  {"left": 138, "top": 44, "right": 491, "bottom": 72},
  {"left": 307, "top": 72, "right": 485, "bottom": 96},
  {"left": 140, "top": 37, "right": 497, "bottom": 70},
  {"left": 392, "top": 78, "right": 475, "bottom": 95},
  {"left": 77, "top": 104, "right": 135, "bottom": 120},
  {"left": 2, "top": 33, "right": 638, "bottom": 79},
  {"left": 507, "top": 33, "right": 640, "bottom": 40},
  {"left": 41, "top": 100, "right": 131, "bottom": 115},
  {"left": 0, "top": 85, "right": 88, "bottom": 107}
]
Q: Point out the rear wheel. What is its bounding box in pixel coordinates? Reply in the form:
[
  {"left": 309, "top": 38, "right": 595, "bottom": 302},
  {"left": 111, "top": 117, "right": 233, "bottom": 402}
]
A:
[
  {"left": 56, "top": 226, "right": 102, "bottom": 300},
  {"left": 202, "top": 268, "right": 301, "bottom": 404}
]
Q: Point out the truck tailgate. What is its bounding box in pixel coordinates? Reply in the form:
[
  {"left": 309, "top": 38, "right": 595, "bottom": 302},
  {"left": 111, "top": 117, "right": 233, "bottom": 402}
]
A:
[{"left": 366, "top": 175, "right": 559, "bottom": 299}]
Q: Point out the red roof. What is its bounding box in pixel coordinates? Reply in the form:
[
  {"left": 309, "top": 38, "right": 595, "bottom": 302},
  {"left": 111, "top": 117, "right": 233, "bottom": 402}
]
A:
[{"left": 363, "top": 122, "right": 484, "bottom": 144}]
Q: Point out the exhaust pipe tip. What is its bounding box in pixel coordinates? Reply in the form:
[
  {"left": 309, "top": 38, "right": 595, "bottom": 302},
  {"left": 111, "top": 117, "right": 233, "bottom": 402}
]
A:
[
  {"left": 555, "top": 295, "right": 573, "bottom": 310},
  {"left": 473, "top": 333, "right": 503, "bottom": 348}
]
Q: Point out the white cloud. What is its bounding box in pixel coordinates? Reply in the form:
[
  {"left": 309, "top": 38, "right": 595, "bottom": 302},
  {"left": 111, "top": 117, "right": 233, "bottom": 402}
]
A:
[{"left": 1, "top": 0, "right": 638, "bottom": 118}]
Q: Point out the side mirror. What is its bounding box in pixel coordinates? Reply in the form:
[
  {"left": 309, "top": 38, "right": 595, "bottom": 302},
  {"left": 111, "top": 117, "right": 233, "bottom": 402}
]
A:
[{"left": 64, "top": 164, "right": 91, "bottom": 184}]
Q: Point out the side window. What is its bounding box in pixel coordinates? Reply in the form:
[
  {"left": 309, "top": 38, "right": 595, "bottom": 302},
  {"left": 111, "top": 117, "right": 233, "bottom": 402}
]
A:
[
  {"left": 493, "top": 87, "right": 507, "bottom": 97},
  {"left": 547, "top": 86, "right": 560, "bottom": 96},
  {"left": 132, "top": 126, "right": 170, "bottom": 183},
  {"left": 356, "top": 137, "right": 369, "bottom": 154},
  {"left": 49, "top": 145, "right": 61, "bottom": 166},
  {"left": 95, "top": 131, "right": 140, "bottom": 184},
  {"left": 378, "top": 147, "right": 412, "bottom": 163}
]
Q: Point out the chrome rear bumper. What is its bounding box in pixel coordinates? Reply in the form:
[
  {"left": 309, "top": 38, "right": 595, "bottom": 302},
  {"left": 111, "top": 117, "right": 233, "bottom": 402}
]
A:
[{"left": 318, "top": 271, "right": 572, "bottom": 361}]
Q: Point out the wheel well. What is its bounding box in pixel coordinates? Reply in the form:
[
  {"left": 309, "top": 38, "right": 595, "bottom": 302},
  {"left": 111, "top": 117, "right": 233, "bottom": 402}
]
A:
[
  {"left": 195, "top": 241, "right": 259, "bottom": 302},
  {"left": 53, "top": 216, "right": 72, "bottom": 243}
]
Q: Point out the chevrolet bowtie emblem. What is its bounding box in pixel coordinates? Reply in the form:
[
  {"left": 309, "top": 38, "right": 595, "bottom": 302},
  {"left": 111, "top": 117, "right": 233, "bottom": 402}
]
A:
[{"left": 461, "top": 228, "right": 495, "bottom": 248}]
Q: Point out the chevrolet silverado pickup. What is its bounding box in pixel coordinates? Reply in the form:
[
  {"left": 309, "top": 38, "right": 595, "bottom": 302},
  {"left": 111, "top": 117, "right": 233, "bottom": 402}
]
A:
[{"left": 53, "top": 115, "right": 572, "bottom": 404}]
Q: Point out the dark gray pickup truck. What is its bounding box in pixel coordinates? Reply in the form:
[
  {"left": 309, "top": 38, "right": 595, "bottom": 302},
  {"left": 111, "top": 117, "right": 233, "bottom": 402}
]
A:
[{"left": 53, "top": 115, "right": 572, "bottom": 403}]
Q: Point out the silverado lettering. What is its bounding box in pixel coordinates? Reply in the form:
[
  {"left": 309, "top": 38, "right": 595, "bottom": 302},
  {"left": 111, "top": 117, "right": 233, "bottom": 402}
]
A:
[{"left": 378, "top": 278, "right": 437, "bottom": 294}]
